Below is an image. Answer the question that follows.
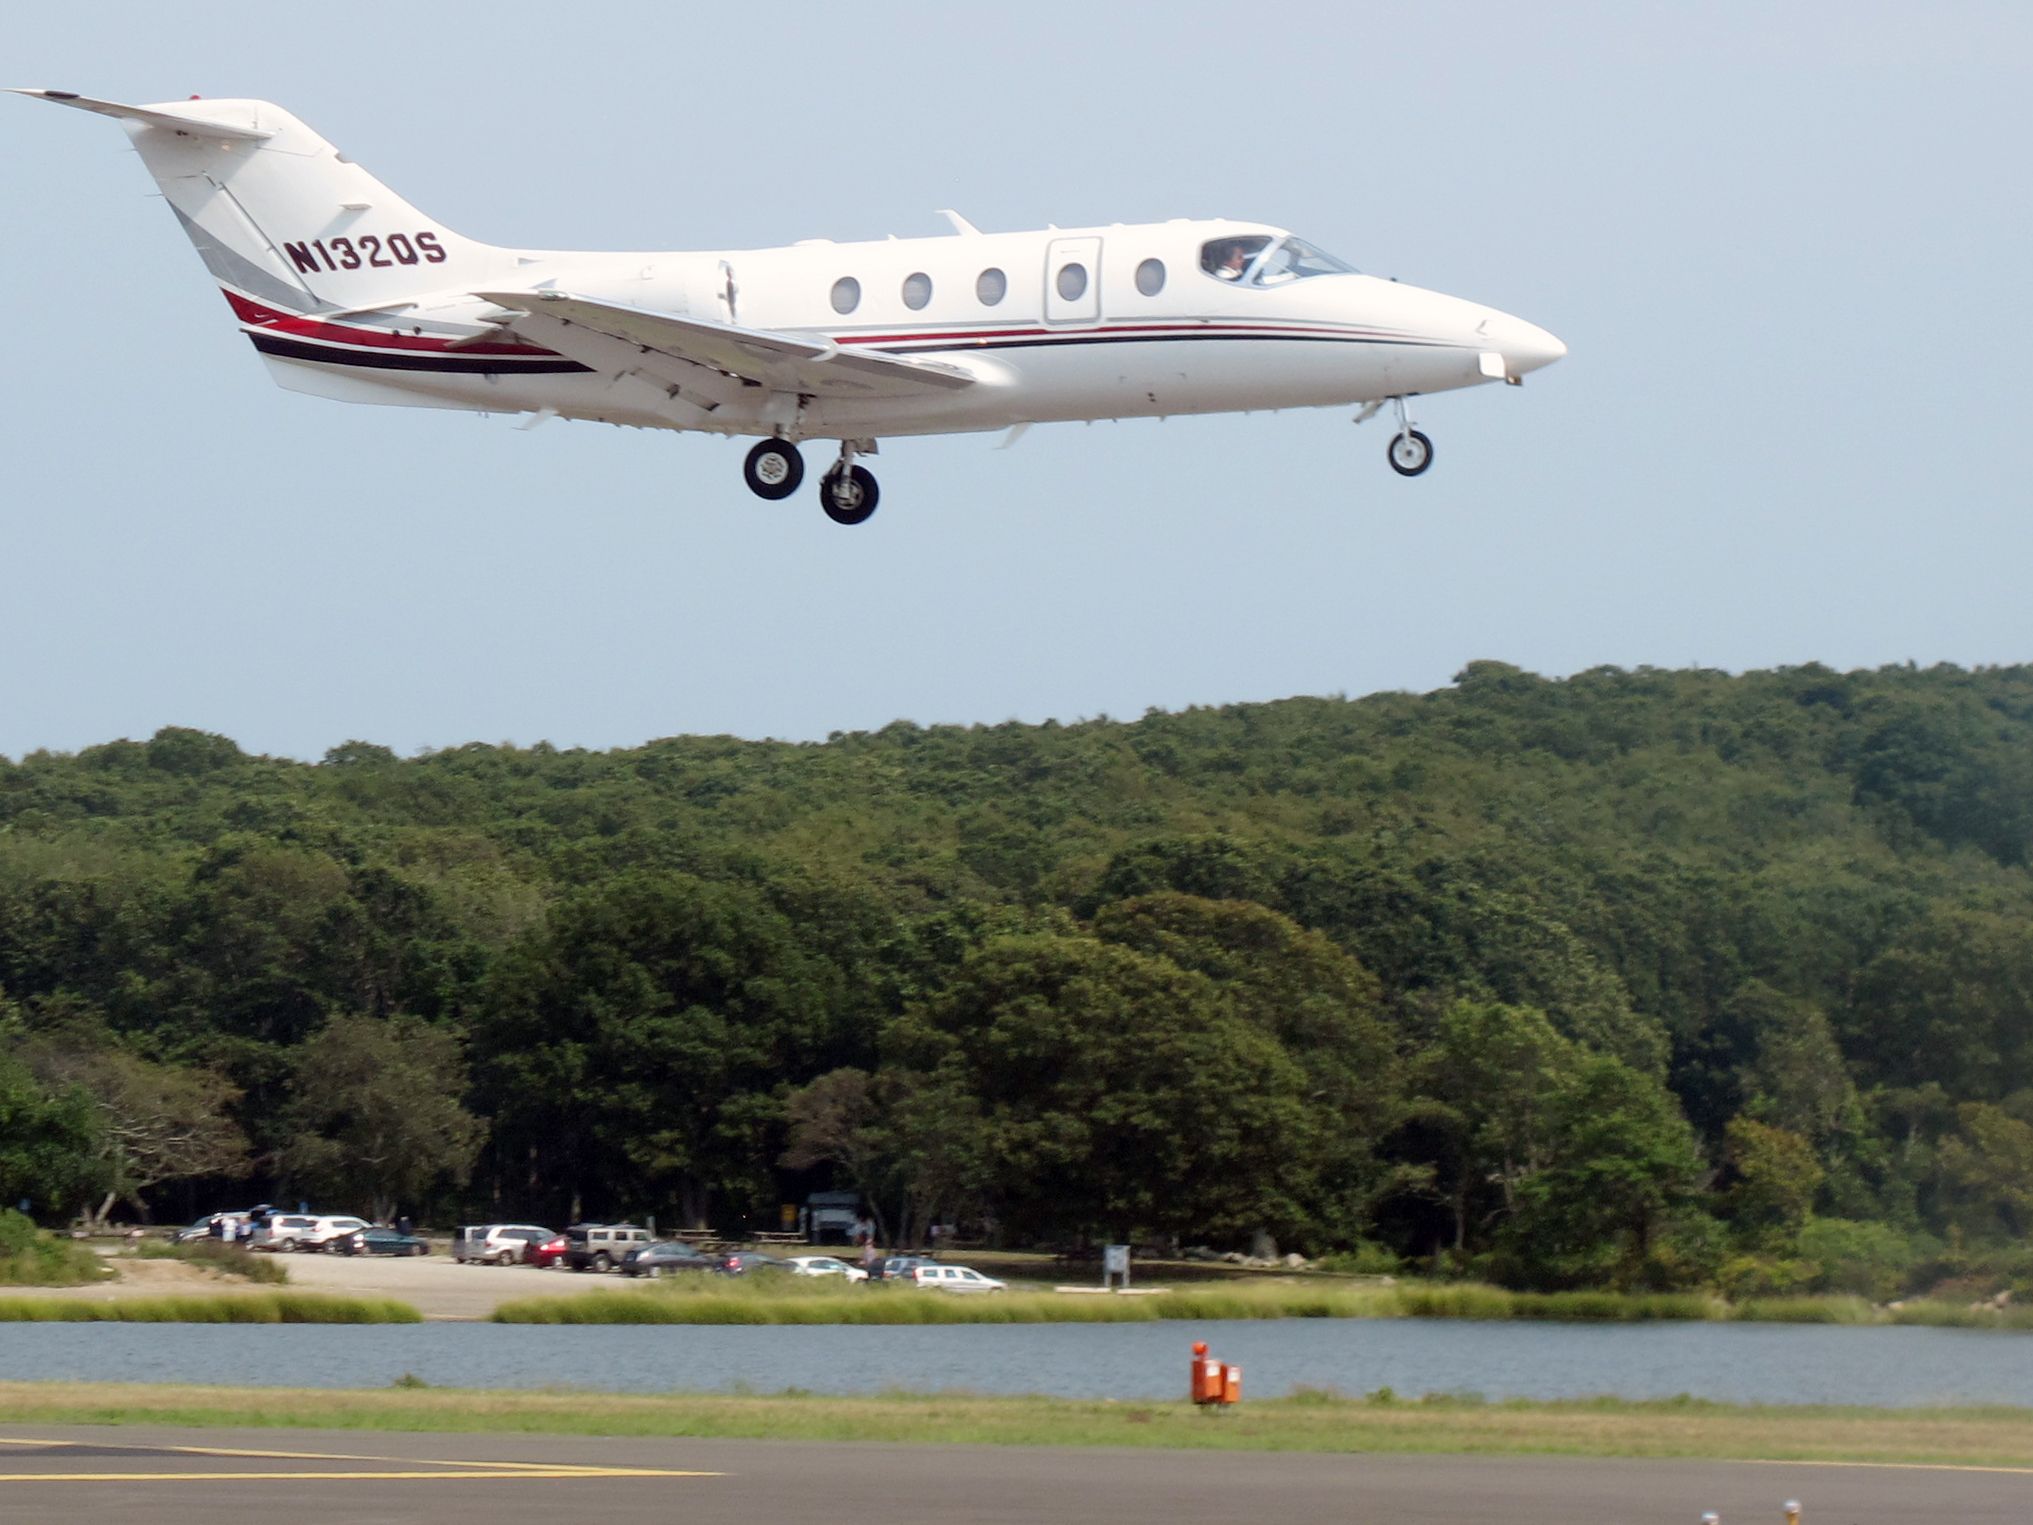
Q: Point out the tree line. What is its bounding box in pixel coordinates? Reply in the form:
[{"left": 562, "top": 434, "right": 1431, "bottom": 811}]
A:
[{"left": 3, "top": 660, "right": 2032, "bottom": 1293}]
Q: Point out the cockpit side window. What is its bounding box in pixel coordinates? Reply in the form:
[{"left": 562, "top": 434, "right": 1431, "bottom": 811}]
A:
[{"left": 1200, "top": 235, "right": 1273, "bottom": 283}]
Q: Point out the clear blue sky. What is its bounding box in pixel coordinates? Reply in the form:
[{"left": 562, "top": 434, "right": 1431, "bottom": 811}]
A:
[{"left": 4, "top": 2, "right": 2027, "bottom": 761}]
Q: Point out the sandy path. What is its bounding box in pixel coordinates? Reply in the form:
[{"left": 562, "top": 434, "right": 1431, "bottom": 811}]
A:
[{"left": 66, "top": 1246, "right": 623, "bottom": 1320}]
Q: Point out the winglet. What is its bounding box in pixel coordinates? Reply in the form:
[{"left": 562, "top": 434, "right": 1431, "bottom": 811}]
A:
[
  {"left": 8, "top": 89, "right": 274, "bottom": 141},
  {"left": 939, "top": 209, "right": 982, "bottom": 236}
]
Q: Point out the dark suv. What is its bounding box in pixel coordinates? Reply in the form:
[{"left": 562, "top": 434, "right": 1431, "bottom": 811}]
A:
[{"left": 564, "top": 1223, "right": 652, "bottom": 1272}]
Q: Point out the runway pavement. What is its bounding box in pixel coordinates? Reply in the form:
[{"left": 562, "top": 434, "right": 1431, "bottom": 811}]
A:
[{"left": 2, "top": 1426, "right": 2030, "bottom": 1523}]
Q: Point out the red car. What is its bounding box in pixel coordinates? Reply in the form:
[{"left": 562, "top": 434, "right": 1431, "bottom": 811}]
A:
[{"left": 523, "top": 1233, "right": 569, "bottom": 1268}]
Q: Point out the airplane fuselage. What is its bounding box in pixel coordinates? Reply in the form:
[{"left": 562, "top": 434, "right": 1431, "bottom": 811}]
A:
[{"left": 262, "top": 218, "right": 1564, "bottom": 442}]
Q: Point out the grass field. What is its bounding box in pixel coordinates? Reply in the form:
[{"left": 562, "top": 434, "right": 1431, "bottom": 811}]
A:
[
  {"left": 3, "top": 1381, "right": 2032, "bottom": 1466},
  {"left": 0, "top": 1292, "right": 419, "bottom": 1323},
  {"left": 489, "top": 1277, "right": 2033, "bottom": 1331}
]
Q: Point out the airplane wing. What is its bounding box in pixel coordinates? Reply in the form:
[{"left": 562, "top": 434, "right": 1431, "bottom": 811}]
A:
[{"left": 471, "top": 291, "right": 975, "bottom": 398}]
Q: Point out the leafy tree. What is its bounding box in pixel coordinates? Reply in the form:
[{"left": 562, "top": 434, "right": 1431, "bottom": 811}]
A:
[
  {"left": 1093, "top": 893, "right": 1401, "bottom": 1235},
  {"left": 1719, "top": 1117, "right": 1823, "bottom": 1250},
  {"left": 1491, "top": 1055, "right": 1715, "bottom": 1290},
  {"left": 1850, "top": 911, "right": 2033, "bottom": 1100},
  {"left": 889, "top": 932, "right": 1313, "bottom": 1244},
  {"left": 21, "top": 1039, "right": 249, "bottom": 1224},
  {"left": 277, "top": 1013, "right": 482, "bottom": 1221},
  {"left": 0, "top": 1049, "right": 109, "bottom": 1221},
  {"left": 1404, "top": 1001, "right": 1582, "bottom": 1254},
  {"left": 473, "top": 871, "right": 847, "bottom": 1226},
  {"left": 1935, "top": 1101, "right": 2033, "bottom": 1241},
  {"left": 779, "top": 1065, "right": 993, "bottom": 1250}
]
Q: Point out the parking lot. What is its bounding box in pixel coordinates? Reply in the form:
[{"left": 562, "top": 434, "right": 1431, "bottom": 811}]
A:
[{"left": 84, "top": 1242, "right": 635, "bottom": 1321}]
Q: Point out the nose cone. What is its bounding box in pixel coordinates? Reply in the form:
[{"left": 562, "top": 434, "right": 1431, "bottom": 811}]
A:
[{"left": 1491, "top": 314, "right": 1566, "bottom": 376}]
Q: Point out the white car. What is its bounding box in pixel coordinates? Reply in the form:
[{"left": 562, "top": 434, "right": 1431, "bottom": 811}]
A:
[
  {"left": 786, "top": 1255, "right": 869, "bottom": 1283},
  {"left": 453, "top": 1224, "right": 555, "bottom": 1265},
  {"left": 249, "top": 1214, "right": 319, "bottom": 1252},
  {"left": 299, "top": 1215, "right": 371, "bottom": 1251},
  {"left": 908, "top": 1264, "right": 1007, "bottom": 1294}
]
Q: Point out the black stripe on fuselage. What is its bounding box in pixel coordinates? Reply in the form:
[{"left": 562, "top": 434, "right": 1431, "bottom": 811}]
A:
[{"left": 247, "top": 333, "right": 593, "bottom": 374}]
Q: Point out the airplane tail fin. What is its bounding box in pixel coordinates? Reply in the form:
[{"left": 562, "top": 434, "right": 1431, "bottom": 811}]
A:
[{"left": 11, "top": 90, "right": 518, "bottom": 315}]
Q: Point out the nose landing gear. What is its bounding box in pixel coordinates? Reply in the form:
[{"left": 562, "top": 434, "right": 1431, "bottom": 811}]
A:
[
  {"left": 1384, "top": 396, "right": 1433, "bottom": 478},
  {"left": 818, "top": 440, "right": 880, "bottom": 526}
]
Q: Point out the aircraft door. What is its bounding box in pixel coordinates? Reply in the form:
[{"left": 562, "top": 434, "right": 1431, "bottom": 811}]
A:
[{"left": 1043, "top": 236, "right": 1102, "bottom": 325}]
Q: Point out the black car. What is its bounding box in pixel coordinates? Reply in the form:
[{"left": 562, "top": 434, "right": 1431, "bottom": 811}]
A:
[
  {"left": 336, "top": 1226, "right": 429, "bottom": 1257},
  {"left": 621, "top": 1241, "right": 716, "bottom": 1278},
  {"left": 876, "top": 1254, "right": 937, "bottom": 1281},
  {"left": 714, "top": 1251, "right": 791, "bottom": 1277}
]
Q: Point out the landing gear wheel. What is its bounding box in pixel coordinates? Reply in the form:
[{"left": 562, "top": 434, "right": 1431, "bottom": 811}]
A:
[
  {"left": 820, "top": 464, "right": 880, "bottom": 525},
  {"left": 1388, "top": 428, "right": 1434, "bottom": 477},
  {"left": 744, "top": 438, "right": 804, "bottom": 500}
]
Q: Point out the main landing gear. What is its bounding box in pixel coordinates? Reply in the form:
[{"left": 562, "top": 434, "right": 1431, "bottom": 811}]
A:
[
  {"left": 740, "top": 438, "right": 880, "bottom": 525},
  {"left": 743, "top": 438, "right": 804, "bottom": 500}
]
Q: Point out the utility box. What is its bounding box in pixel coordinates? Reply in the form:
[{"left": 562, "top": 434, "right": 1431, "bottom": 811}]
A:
[{"left": 1103, "top": 1243, "right": 1131, "bottom": 1289}]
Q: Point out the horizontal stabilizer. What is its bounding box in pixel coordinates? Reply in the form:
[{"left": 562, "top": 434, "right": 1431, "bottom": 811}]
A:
[
  {"left": 474, "top": 290, "right": 976, "bottom": 399},
  {"left": 8, "top": 88, "right": 274, "bottom": 141}
]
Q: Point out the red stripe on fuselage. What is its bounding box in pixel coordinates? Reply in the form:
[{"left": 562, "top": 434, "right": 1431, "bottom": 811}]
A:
[{"left": 219, "top": 289, "right": 554, "bottom": 357}]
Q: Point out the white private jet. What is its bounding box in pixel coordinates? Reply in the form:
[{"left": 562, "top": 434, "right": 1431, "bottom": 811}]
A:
[{"left": 15, "top": 90, "right": 1565, "bottom": 525}]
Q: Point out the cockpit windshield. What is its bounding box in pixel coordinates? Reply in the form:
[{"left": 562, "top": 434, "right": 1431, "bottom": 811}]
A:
[
  {"left": 1199, "top": 234, "right": 1357, "bottom": 285},
  {"left": 1251, "top": 236, "right": 1358, "bottom": 284}
]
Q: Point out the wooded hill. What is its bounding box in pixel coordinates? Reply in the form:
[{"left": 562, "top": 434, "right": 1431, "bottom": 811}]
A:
[{"left": 4, "top": 661, "right": 2032, "bottom": 1293}]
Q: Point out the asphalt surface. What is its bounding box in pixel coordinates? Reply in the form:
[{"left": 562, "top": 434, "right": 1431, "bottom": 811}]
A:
[{"left": 1, "top": 1426, "right": 2029, "bottom": 1523}]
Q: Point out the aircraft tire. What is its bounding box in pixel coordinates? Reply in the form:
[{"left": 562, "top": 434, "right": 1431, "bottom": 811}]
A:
[
  {"left": 744, "top": 439, "right": 805, "bottom": 500},
  {"left": 1388, "top": 429, "right": 1434, "bottom": 477},
  {"left": 820, "top": 465, "right": 880, "bottom": 526}
]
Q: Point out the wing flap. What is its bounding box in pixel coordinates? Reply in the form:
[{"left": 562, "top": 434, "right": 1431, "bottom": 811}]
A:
[{"left": 473, "top": 290, "right": 975, "bottom": 398}]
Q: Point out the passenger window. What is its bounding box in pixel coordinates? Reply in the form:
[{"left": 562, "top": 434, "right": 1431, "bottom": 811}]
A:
[
  {"left": 830, "top": 276, "right": 861, "bottom": 314},
  {"left": 1056, "top": 262, "right": 1088, "bottom": 301},
  {"left": 976, "top": 267, "right": 1007, "bottom": 305},
  {"left": 1135, "top": 258, "right": 1166, "bottom": 296},
  {"left": 901, "top": 272, "right": 932, "bottom": 310}
]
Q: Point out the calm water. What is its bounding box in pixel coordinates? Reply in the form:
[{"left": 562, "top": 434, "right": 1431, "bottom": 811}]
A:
[{"left": 3, "top": 1318, "right": 2031, "bottom": 1405}]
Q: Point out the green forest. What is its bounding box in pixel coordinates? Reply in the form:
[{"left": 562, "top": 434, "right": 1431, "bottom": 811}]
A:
[{"left": 4, "top": 660, "right": 2033, "bottom": 1295}]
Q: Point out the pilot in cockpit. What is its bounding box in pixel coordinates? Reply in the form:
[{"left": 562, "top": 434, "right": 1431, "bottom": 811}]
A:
[{"left": 1204, "top": 236, "right": 1268, "bottom": 281}]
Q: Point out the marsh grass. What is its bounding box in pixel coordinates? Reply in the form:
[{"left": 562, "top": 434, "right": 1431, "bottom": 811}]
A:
[
  {"left": 0, "top": 1292, "right": 419, "bottom": 1323},
  {"left": 1733, "top": 1295, "right": 1879, "bottom": 1324},
  {"left": 1887, "top": 1300, "right": 2033, "bottom": 1331},
  {"left": 493, "top": 1277, "right": 2033, "bottom": 1330}
]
